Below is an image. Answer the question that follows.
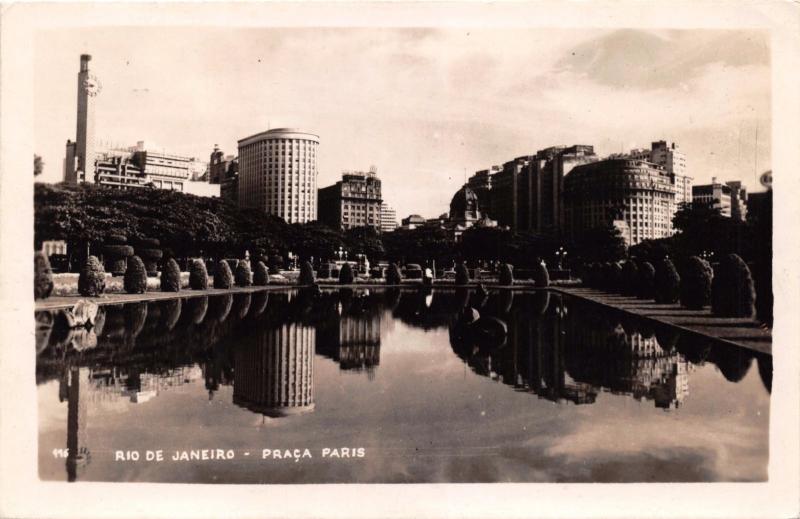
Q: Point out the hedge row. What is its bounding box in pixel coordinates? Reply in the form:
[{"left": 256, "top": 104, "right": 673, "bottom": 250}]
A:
[{"left": 581, "top": 254, "right": 756, "bottom": 318}]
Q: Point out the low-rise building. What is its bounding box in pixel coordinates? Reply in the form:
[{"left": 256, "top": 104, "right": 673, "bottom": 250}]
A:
[
  {"left": 380, "top": 203, "right": 398, "bottom": 233},
  {"left": 692, "top": 178, "right": 747, "bottom": 220}
]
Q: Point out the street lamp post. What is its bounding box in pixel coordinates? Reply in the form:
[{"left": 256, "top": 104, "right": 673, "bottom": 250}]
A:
[{"left": 555, "top": 246, "right": 567, "bottom": 270}]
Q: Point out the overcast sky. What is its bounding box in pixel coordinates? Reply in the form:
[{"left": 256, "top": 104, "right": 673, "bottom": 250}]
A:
[{"left": 35, "top": 27, "right": 770, "bottom": 219}]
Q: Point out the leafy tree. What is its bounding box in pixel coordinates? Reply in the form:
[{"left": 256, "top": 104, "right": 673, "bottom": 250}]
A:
[
  {"left": 345, "top": 226, "right": 385, "bottom": 261},
  {"left": 383, "top": 227, "right": 456, "bottom": 267},
  {"left": 34, "top": 155, "right": 44, "bottom": 176},
  {"left": 572, "top": 225, "right": 626, "bottom": 264}
]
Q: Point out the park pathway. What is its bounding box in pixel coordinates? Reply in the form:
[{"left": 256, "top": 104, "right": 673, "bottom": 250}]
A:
[{"left": 553, "top": 287, "right": 772, "bottom": 355}]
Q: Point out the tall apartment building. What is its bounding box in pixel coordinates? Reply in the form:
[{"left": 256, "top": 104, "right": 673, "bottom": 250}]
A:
[
  {"left": 209, "top": 145, "right": 239, "bottom": 204},
  {"left": 318, "top": 170, "right": 383, "bottom": 231},
  {"left": 237, "top": 128, "right": 319, "bottom": 224},
  {"left": 380, "top": 203, "right": 398, "bottom": 233},
  {"left": 64, "top": 54, "right": 100, "bottom": 184},
  {"left": 467, "top": 145, "right": 597, "bottom": 235},
  {"left": 692, "top": 178, "right": 748, "bottom": 220},
  {"left": 564, "top": 158, "right": 677, "bottom": 246},
  {"left": 649, "top": 140, "right": 691, "bottom": 208}
]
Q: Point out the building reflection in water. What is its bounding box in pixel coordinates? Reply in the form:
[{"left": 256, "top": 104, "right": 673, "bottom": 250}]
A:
[
  {"left": 450, "top": 291, "right": 694, "bottom": 409},
  {"left": 316, "top": 290, "right": 383, "bottom": 380},
  {"left": 58, "top": 363, "right": 203, "bottom": 481},
  {"left": 233, "top": 323, "right": 315, "bottom": 417}
]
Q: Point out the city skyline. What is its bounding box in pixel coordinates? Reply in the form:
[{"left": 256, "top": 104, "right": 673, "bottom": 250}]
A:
[{"left": 35, "top": 27, "right": 770, "bottom": 219}]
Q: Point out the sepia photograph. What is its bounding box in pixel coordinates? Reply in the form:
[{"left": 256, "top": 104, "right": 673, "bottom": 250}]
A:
[{"left": 2, "top": 1, "right": 799, "bottom": 518}]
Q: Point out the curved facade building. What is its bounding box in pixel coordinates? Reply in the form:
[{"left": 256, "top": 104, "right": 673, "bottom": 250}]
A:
[
  {"left": 564, "top": 159, "right": 676, "bottom": 245},
  {"left": 237, "top": 128, "right": 319, "bottom": 223}
]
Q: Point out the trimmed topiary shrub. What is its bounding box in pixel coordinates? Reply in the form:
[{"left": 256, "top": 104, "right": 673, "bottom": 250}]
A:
[
  {"left": 103, "top": 235, "right": 135, "bottom": 276},
  {"left": 214, "top": 260, "right": 234, "bottom": 289},
  {"left": 138, "top": 249, "right": 163, "bottom": 276},
  {"left": 78, "top": 256, "right": 106, "bottom": 297},
  {"left": 386, "top": 263, "right": 402, "bottom": 285},
  {"left": 339, "top": 262, "right": 355, "bottom": 284},
  {"left": 253, "top": 261, "right": 269, "bottom": 286},
  {"left": 638, "top": 261, "right": 656, "bottom": 300},
  {"left": 160, "top": 258, "right": 181, "bottom": 292},
  {"left": 298, "top": 261, "right": 316, "bottom": 286},
  {"left": 235, "top": 260, "right": 253, "bottom": 287},
  {"left": 680, "top": 256, "right": 713, "bottom": 309},
  {"left": 124, "top": 256, "right": 148, "bottom": 294},
  {"left": 621, "top": 261, "right": 639, "bottom": 296},
  {"left": 711, "top": 253, "right": 756, "bottom": 318},
  {"left": 499, "top": 263, "right": 514, "bottom": 286},
  {"left": 34, "top": 251, "right": 54, "bottom": 300},
  {"left": 455, "top": 263, "right": 470, "bottom": 285},
  {"left": 533, "top": 262, "right": 550, "bottom": 288},
  {"left": 106, "top": 234, "right": 127, "bottom": 245},
  {"left": 654, "top": 257, "right": 681, "bottom": 304},
  {"left": 189, "top": 259, "right": 209, "bottom": 290}
]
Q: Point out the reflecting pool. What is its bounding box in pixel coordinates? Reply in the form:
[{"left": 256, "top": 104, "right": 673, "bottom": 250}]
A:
[{"left": 36, "top": 288, "right": 771, "bottom": 483}]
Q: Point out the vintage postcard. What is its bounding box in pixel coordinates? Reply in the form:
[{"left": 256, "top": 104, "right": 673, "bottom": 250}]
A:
[{"left": 1, "top": 1, "right": 799, "bottom": 518}]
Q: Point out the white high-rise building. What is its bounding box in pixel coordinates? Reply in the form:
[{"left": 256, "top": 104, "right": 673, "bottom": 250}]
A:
[
  {"left": 650, "top": 140, "right": 692, "bottom": 207},
  {"left": 237, "top": 128, "right": 319, "bottom": 224}
]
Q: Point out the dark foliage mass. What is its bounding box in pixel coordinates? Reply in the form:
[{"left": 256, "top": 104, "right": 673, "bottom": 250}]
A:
[
  {"left": 253, "top": 261, "right": 269, "bottom": 286},
  {"left": 712, "top": 253, "right": 756, "bottom": 318},
  {"left": 386, "top": 263, "right": 402, "bottom": 285},
  {"left": 34, "top": 251, "right": 54, "bottom": 300},
  {"left": 637, "top": 261, "right": 656, "bottom": 300},
  {"left": 680, "top": 256, "right": 713, "bottom": 309},
  {"left": 298, "top": 261, "right": 316, "bottom": 286},
  {"left": 621, "top": 261, "right": 639, "bottom": 296},
  {"left": 235, "top": 260, "right": 253, "bottom": 287},
  {"left": 160, "top": 258, "right": 181, "bottom": 292},
  {"left": 499, "top": 263, "right": 514, "bottom": 286},
  {"left": 214, "top": 260, "right": 234, "bottom": 289},
  {"left": 654, "top": 257, "right": 681, "bottom": 304},
  {"left": 78, "top": 256, "right": 105, "bottom": 296},
  {"left": 533, "top": 262, "right": 549, "bottom": 288},
  {"left": 124, "top": 256, "right": 148, "bottom": 294},
  {"left": 339, "top": 263, "right": 355, "bottom": 284},
  {"left": 455, "top": 263, "right": 470, "bottom": 285},
  {"left": 189, "top": 259, "right": 208, "bottom": 290}
]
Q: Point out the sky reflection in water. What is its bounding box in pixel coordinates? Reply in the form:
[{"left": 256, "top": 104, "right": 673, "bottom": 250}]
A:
[{"left": 36, "top": 288, "right": 771, "bottom": 483}]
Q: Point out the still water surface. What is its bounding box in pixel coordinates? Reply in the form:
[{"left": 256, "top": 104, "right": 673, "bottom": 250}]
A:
[{"left": 36, "top": 288, "right": 771, "bottom": 483}]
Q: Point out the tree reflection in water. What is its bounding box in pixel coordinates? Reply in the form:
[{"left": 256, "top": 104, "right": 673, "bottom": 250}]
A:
[{"left": 35, "top": 288, "right": 771, "bottom": 481}]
